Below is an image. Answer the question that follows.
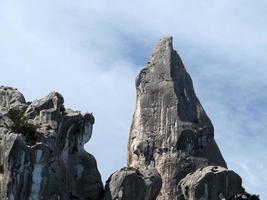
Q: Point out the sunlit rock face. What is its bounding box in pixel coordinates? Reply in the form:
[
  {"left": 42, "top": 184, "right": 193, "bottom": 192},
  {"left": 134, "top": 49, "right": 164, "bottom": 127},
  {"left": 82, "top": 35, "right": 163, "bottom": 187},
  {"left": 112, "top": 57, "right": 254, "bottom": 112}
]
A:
[
  {"left": 0, "top": 86, "right": 103, "bottom": 200},
  {"left": 127, "top": 37, "right": 227, "bottom": 200}
]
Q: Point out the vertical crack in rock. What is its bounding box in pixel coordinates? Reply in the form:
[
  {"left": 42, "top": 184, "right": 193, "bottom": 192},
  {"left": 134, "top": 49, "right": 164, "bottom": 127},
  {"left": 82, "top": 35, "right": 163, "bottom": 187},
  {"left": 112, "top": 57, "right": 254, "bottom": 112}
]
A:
[
  {"left": 127, "top": 37, "right": 227, "bottom": 200},
  {"left": 0, "top": 86, "right": 103, "bottom": 200}
]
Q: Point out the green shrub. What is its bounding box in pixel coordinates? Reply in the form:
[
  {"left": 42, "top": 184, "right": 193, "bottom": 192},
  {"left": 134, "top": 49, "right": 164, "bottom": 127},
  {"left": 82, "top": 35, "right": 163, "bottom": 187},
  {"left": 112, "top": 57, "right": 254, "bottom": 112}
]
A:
[
  {"left": 232, "top": 190, "right": 260, "bottom": 200},
  {"left": 7, "top": 107, "right": 40, "bottom": 145}
]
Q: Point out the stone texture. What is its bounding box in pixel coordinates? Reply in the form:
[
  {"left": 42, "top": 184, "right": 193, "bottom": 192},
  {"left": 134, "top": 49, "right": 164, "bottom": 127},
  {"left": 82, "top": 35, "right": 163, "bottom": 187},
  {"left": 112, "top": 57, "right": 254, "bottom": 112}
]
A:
[
  {"left": 104, "top": 167, "right": 161, "bottom": 200},
  {"left": 0, "top": 86, "right": 103, "bottom": 200},
  {"left": 178, "top": 165, "right": 242, "bottom": 200},
  {"left": 127, "top": 37, "right": 227, "bottom": 199}
]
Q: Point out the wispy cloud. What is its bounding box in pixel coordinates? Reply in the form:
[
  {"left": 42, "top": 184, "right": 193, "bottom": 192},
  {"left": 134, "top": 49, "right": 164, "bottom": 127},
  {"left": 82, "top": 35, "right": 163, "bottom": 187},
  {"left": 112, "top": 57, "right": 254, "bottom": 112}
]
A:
[{"left": 0, "top": 0, "right": 266, "bottom": 198}]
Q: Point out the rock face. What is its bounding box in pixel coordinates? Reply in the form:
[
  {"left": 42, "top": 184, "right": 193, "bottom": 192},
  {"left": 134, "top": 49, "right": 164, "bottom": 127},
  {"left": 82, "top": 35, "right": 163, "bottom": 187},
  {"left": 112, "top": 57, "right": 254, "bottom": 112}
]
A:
[
  {"left": 178, "top": 166, "right": 242, "bottom": 200},
  {"left": 127, "top": 37, "right": 228, "bottom": 200},
  {"left": 0, "top": 86, "right": 103, "bottom": 200}
]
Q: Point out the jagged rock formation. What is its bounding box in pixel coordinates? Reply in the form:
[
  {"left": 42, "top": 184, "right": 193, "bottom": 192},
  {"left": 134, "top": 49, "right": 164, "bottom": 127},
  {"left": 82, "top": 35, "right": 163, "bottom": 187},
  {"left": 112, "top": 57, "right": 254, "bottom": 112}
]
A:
[
  {"left": 0, "top": 86, "right": 103, "bottom": 200},
  {"left": 126, "top": 36, "right": 229, "bottom": 199},
  {"left": 178, "top": 166, "right": 242, "bottom": 199},
  {"left": 1, "top": 37, "right": 260, "bottom": 200}
]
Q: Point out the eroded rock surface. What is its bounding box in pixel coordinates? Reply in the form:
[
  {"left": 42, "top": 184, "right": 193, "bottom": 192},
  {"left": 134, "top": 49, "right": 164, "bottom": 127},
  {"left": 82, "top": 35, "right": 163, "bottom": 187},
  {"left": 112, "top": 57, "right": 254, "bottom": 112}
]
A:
[
  {"left": 127, "top": 37, "right": 227, "bottom": 200},
  {"left": 0, "top": 86, "right": 103, "bottom": 200},
  {"left": 178, "top": 166, "right": 242, "bottom": 200}
]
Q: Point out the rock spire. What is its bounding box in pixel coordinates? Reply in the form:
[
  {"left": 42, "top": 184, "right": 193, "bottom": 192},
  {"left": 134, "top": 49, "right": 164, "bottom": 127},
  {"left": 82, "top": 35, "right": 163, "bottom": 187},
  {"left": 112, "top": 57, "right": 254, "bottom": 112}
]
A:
[{"left": 127, "top": 37, "right": 227, "bottom": 199}]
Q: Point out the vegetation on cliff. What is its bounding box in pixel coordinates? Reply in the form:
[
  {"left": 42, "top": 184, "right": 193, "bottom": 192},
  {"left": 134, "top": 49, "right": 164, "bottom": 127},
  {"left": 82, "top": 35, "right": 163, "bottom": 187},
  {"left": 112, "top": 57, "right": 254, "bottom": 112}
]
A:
[{"left": 7, "top": 107, "right": 40, "bottom": 145}]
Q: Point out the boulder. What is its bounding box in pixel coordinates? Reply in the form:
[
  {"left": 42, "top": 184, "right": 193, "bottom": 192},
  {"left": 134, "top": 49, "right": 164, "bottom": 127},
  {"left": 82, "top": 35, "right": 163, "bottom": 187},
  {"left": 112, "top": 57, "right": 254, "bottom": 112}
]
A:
[
  {"left": 104, "top": 167, "right": 162, "bottom": 200},
  {"left": 178, "top": 165, "right": 242, "bottom": 200}
]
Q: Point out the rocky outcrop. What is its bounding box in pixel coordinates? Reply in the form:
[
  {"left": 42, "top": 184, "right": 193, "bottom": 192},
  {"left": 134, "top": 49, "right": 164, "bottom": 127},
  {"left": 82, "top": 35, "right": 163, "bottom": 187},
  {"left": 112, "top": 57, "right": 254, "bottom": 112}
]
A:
[
  {"left": 0, "top": 86, "right": 103, "bottom": 200},
  {"left": 104, "top": 167, "right": 161, "bottom": 200},
  {"left": 178, "top": 166, "right": 242, "bottom": 200},
  {"left": 0, "top": 86, "right": 26, "bottom": 113},
  {"left": 127, "top": 36, "right": 227, "bottom": 199}
]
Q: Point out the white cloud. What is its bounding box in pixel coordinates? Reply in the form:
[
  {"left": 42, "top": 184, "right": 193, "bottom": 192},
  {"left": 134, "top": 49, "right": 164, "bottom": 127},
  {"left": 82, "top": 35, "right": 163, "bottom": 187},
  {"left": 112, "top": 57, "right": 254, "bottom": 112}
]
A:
[{"left": 0, "top": 0, "right": 266, "bottom": 198}]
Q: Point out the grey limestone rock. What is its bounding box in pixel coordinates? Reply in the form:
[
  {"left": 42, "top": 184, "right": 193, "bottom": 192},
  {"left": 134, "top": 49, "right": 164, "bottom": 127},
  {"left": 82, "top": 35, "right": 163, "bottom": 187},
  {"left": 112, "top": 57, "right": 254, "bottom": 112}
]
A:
[
  {"left": 178, "top": 166, "right": 242, "bottom": 200},
  {"left": 127, "top": 37, "right": 227, "bottom": 199},
  {"left": 104, "top": 167, "right": 161, "bottom": 200},
  {"left": 0, "top": 87, "right": 103, "bottom": 200}
]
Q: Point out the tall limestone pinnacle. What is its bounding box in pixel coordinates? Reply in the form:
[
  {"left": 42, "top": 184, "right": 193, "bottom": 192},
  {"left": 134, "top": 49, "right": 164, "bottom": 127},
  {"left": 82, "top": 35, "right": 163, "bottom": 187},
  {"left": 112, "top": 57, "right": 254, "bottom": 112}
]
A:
[{"left": 127, "top": 36, "right": 227, "bottom": 199}]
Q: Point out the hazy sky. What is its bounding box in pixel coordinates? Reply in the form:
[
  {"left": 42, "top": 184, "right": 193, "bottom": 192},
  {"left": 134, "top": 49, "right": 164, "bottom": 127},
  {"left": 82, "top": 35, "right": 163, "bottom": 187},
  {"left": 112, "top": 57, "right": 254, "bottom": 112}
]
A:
[{"left": 1, "top": 0, "right": 266, "bottom": 198}]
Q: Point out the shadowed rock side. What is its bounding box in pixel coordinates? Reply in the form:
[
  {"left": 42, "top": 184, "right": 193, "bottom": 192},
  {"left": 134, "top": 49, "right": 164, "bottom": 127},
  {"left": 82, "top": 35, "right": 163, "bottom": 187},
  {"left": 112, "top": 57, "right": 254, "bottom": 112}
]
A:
[
  {"left": 127, "top": 37, "right": 227, "bottom": 200},
  {"left": 0, "top": 86, "right": 103, "bottom": 200}
]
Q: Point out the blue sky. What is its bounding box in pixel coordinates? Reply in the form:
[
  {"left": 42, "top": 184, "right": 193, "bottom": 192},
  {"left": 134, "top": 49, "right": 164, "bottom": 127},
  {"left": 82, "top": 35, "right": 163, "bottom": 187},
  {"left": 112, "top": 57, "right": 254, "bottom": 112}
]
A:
[{"left": 0, "top": 0, "right": 266, "bottom": 198}]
